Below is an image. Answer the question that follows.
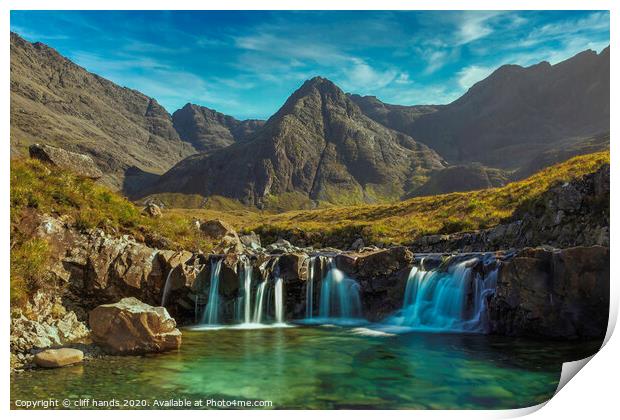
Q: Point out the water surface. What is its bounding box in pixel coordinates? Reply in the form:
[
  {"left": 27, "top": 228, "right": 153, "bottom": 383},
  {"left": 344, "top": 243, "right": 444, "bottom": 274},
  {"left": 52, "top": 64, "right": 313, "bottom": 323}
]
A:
[{"left": 11, "top": 326, "right": 601, "bottom": 409}]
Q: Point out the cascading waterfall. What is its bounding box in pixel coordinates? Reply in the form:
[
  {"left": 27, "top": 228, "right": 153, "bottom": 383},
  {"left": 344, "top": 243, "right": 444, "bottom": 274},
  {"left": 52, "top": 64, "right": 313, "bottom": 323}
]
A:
[
  {"left": 388, "top": 257, "right": 497, "bottom": 332},
  {"left": 305, "top": 257, "right": 315, "bottom": 318},
  {"left": 253, "top": 281, "right": 267, "bottom": 324},
  {"left": 235, "top": 257, "right": 253, "bottom": 324},
  {"left": 317, "top": 257, "right": 363, "bottom": 321},
  {"left": 274, "top": 271, "right": 284, "bottom": 324},
  {"left": 161, "top": 267, "right": 175, "bottom": 307},
  {"left": 202, "top": 259, "right": 223, "bottom": 325}
]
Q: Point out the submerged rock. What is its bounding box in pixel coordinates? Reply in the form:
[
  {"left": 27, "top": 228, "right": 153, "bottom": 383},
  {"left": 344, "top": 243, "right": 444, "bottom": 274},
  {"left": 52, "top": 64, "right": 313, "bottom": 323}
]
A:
[
  {"left": 34, "top": 348, "right": 84, "bottom": 368},
  {"left": 89, "top": 297, "right": 182, "bottom": 354},
  {"left": 29, "top": 143, "right": 103, "bottom": 179}
]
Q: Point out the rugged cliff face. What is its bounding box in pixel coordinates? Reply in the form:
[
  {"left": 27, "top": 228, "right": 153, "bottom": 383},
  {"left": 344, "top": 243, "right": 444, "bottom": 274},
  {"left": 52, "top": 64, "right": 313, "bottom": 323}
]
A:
[
  {"left": 146, "top": 77, "right": 446, "bottom": 207},
  {"left": 10, "top": 33, "right": 195, "bottom": 189}
]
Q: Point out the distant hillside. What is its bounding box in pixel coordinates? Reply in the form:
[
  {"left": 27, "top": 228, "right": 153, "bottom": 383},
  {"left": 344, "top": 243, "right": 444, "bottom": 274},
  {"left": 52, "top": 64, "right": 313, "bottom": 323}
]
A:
[
  {"left": 10, "top": 32, "right": 196, "bottom": 189},
  {"left": 353, "top": 47, "right": 610, "bottom": 171},
  {"left": 409, "top": 164, "right": 508, "bottom": 198},
  {"left": 172, "top": 103, "right": 264, "bottom": 152},
  {"left": 146, "top": 77, "right": 446, "bottom": 207},
  {"left": 418, "top": 47, "right": 610, "bottom": 168}
]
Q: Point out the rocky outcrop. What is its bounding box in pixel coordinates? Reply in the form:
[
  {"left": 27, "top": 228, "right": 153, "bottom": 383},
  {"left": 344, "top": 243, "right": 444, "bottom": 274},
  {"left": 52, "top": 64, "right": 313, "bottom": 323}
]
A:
[
  {"left": 29, "top": 144, "right": 103, "bottom": 179},
  {"left": 33, "top": 348, "right": 84, "bottom": 368},
  {"left": 410, "top": 164, "right": 610, "bottom": 252},
  {"left": 10, "top": 291, "right": 89, "bottom": 354},
  {"left": 489, "top": 246, "right": 609, "bottom": 339},
  {"left": 10, "top": 291, "right": 89, "bottom": 370},
  {"left": 89, "top": 297, "right": 182, "bottom": 354}
]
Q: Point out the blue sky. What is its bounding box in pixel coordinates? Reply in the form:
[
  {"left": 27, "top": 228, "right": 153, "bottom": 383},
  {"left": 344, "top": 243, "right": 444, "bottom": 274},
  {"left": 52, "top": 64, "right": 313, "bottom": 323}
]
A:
[{"left": 11, "top": 10, "right": 610, "bottom": 120}]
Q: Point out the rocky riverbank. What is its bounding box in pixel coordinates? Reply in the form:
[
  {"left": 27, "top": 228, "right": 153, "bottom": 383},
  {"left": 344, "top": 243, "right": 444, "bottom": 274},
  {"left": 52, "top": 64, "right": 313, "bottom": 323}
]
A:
[
  {"left": 9, "top": 156, "right": 610, "bottom": 371},
  {"left": 10, "top": 206, "right": 610, "bottom": 371}
]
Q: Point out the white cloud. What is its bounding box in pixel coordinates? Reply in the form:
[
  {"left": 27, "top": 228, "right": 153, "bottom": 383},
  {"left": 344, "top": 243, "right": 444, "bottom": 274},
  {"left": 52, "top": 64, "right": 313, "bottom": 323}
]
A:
[
  {"left": 456, "top": 12, "right": 503, "bottom": 45},
  {"left": 342, "top": 59, "right": 398, "bottom": 91},
  {"left": 457, "top": 65, "right": 496, "bottom": 90}
]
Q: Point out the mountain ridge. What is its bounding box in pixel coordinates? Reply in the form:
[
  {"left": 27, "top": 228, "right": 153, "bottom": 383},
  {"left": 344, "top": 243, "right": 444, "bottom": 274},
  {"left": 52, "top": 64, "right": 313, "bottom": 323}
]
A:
[
  {"left": 10, "top": 32, "right": 610, "bottom": 207},
  {"left": 146, "top": 76, "right": 446, "bottom": 207},
  {"left": 10, "top": 32, "right": 196, "bottom": 190}
]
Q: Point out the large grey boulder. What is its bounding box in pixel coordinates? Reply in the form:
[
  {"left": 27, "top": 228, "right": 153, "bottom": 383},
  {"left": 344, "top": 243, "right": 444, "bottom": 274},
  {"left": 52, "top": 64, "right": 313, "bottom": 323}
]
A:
[{"left": 29, "top": 143, "right": 103, "bottom": 179}]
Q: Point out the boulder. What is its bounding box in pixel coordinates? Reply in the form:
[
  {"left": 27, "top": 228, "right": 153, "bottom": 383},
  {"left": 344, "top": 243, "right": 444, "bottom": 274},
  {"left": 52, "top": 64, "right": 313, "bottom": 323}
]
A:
[
  {"left": 350, "top": 238, "right": 365, "bottom": 251},
  {"left": 240, "top": 232, "right": 261, "bottom": 249},
  {"left": 89, "top": 297, "right": 182, "bottom": 354},
  {"left": 200, "top": 219, "right": 236, "bottom": 239},
  {"left": 29, "top": 144, "right": 103, "bottom": 179},
  {"left": 142, "top": 202, "right": 163, "bottom": 218},
  {"left": 350, "top": 246, "right": 413, "bottom": 278},
  {"left": 34, "top": 348, "right": 84, "bottom": 368}
]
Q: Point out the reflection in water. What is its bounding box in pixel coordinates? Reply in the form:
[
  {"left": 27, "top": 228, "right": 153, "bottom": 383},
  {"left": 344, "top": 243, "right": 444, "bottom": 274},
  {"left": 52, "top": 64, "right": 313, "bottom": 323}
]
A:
[{"left": 11, "top": 327, "right": 601, "bottom": 409}]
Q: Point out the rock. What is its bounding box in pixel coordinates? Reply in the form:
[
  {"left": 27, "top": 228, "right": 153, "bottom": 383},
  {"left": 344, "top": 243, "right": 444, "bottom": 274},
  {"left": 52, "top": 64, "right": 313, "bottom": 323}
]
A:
[
  {"left": 200, "top": 219, "right": 236, "bottom": 239},
  {"left": 349, "top": 246, "right": 413, "bottom": 279},
  {"left": 489, "top": 246, "right": 609, "bottom": 338},
  {"left": 277, "top": 253, "right": 308, "bottom": 281},
  {"left": 142, "top": 202, "right": 162, "bottom": 218},
  {"left": 34, "top": 348, "right": 84, "bottom": 368},
  {"left": 10, "top": 291, "right": 90, "bottom": 354},
  {"left": 89, "top": 297, "right": 181, "bottom": 354},
  {"left": 240, "top": 232, "right": 261, "bottom": 249},
  {"left": 267, "top": 238, "right": 294, "bottom": 253},
  {"left": 409, "top": 164, "right": 610, "bottom": 252},
  {"left": 351, "top": 237, "right": 365, "bottom": 251},
  {"left": 29, "top": 143, "right": 103, "bottom": 179}
]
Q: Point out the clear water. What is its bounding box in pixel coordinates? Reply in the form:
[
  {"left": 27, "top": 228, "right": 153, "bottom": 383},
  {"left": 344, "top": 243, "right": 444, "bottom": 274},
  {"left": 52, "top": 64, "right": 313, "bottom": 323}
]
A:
[{"left": 10, "top": 327, "right": 601, "bottom": 409}]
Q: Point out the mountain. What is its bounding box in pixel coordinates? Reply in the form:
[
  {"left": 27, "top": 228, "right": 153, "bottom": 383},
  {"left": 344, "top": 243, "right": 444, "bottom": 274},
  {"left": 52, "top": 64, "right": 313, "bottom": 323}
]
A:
[
  {"left": 353, "top": 47, "right": 610, "bottom": 171},
  {"left": 172, "top": 103, "right": 264, "bottom": 152},
  {"left": 145, "top": 77, "right": 446, "bottom": 207},
  {"left": 348, "top": 94, "right": 439, "bottom": 136},
  {"left": 10, "top": 32, "right": 196, "bottom": 189},
  {"left": 408, "top": 164, "right": 508, "bottom": 198}
]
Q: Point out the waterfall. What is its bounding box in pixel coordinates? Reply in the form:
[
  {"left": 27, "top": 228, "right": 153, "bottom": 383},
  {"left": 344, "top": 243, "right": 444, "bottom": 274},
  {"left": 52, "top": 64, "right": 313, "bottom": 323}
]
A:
[
  {"left": 202, "top": 259, "right": 223, "bottom": 325},
  {"left": 317, "top": 257, "right": 363, "bottom": 320},
  {"left": 388, "top": 257, "right": 497, "bottom": 332},
  {"left": 305, "top": 257, "right": 315, "bottom": 318},
  {"left": 253, "top": 281, "right": 267, "bottom": 324},
  {"left": 274, "top": 272, "right": 284, "bottom": 324},
  {"left": 237, "top": 258, "right": 253, "bottom": 324},
  {"left": 161, "top": 267, "right": 175, "bottom": 307}
]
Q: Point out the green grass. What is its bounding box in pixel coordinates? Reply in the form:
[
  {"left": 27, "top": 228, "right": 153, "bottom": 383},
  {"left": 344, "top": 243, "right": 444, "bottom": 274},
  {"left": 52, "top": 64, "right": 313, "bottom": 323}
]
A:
[{"left": 241, "top": 150, "right": 610, "bottom": 245}]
